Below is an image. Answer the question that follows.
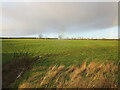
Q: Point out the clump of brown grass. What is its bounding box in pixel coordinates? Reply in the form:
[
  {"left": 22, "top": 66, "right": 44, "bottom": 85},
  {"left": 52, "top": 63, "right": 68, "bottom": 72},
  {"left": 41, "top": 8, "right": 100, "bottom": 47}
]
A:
[
  {"left": 19, "top": 83, "right": 31, "bottom": 88},
  {"left": 19, "top": 61, "right": 118, "bottom": 88}
]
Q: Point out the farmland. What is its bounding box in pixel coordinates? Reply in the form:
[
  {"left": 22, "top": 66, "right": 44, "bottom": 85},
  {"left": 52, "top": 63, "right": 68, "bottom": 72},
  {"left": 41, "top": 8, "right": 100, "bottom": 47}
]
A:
[{"left": 2, "top": 39, "right": 119, "bottom": 88}]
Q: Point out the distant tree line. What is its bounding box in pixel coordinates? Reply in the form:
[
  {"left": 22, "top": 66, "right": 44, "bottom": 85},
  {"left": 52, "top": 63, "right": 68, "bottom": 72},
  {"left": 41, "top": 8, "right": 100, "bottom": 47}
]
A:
[{"left": 36, "top": 34, "right": 109, "bottom": 40}]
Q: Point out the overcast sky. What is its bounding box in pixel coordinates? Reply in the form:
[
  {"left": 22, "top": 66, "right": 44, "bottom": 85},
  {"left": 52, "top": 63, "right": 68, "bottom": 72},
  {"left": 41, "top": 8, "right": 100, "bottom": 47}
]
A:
[{"left": 2, "top": 2, "right": 118, "bottom": 39}]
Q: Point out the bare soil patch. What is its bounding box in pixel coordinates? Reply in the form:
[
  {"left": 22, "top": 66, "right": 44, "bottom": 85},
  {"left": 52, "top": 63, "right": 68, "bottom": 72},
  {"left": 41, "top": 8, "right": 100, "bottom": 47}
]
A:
[{"left": 2, "top": 56, "right": 39, "bottom": 88}]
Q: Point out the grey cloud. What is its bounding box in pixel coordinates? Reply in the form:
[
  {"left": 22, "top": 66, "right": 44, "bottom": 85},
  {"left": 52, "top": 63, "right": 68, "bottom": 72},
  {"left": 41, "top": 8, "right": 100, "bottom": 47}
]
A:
[{"left": 2, "top": 2, "right": 118, "bottom": 36}]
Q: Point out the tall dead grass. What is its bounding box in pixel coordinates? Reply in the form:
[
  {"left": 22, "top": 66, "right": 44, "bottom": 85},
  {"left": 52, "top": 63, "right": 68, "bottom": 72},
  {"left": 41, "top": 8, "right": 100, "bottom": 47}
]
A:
[{"left": 19, "top": 61, "right": 118, "bottom": 88}]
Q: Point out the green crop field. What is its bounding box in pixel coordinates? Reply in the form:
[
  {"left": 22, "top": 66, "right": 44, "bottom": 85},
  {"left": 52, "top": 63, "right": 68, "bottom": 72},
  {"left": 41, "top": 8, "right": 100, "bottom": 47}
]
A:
[{"left": 2, "top": 39, "right": 119, "bottom": 88}]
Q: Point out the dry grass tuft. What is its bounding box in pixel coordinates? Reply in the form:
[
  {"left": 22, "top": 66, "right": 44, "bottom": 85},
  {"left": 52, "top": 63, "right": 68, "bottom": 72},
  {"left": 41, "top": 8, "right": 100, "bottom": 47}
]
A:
[
  {"left": 19, "top": 83, "right": 31, "bottom": 88},
  {"left": 70, "top": 62, "right": 86, "bottom": 81},
  {"left": 19, "top": 61, "right": 118, "bottom": 88}
]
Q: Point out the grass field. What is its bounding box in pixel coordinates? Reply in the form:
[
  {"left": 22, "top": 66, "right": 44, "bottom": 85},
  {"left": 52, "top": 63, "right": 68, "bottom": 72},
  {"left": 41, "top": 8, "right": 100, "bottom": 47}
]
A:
[{"left": 2, "top": 39, "right": 119, "bottom": 88}]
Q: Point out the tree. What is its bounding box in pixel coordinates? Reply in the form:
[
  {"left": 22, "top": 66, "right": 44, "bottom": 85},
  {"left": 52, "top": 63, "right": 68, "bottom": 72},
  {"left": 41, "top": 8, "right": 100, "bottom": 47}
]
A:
[
  {"left": 58, "top": 34, "right": 63, "bottom": 39},
  {"left": 38, "top": 34, "right": 44, "bottom": 39}
]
